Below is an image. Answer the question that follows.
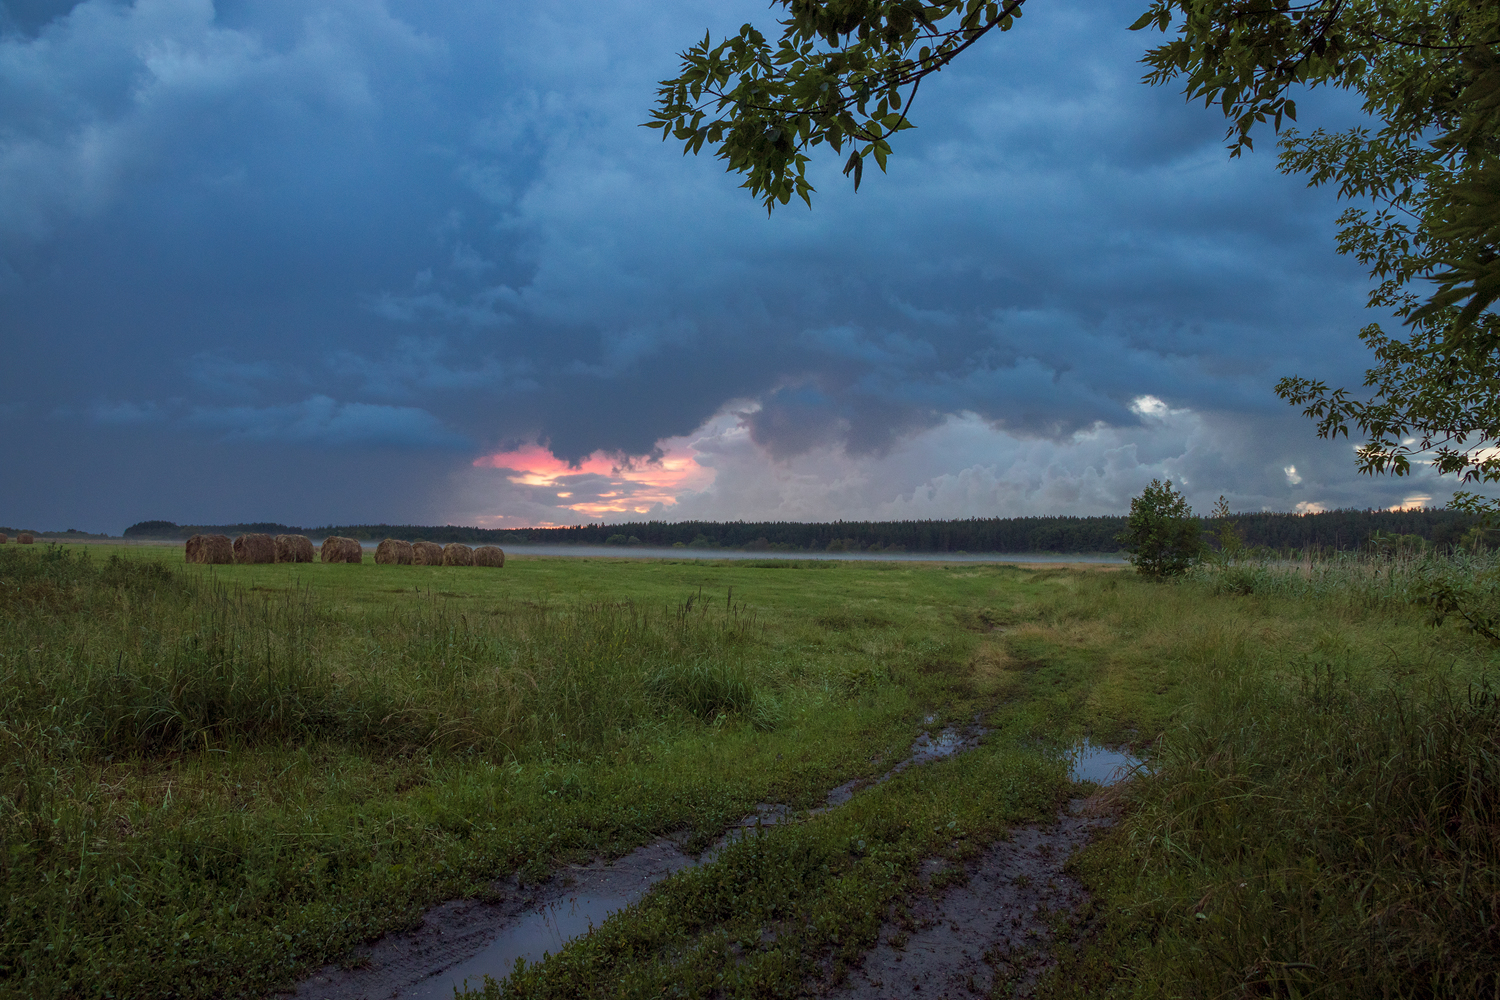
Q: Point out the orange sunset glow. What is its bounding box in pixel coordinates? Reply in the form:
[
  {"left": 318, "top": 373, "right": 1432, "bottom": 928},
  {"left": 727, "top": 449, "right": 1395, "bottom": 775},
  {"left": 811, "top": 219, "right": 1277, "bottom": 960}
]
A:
[{"left": 473, "top": 441, "right": 716, "bottom": 519}]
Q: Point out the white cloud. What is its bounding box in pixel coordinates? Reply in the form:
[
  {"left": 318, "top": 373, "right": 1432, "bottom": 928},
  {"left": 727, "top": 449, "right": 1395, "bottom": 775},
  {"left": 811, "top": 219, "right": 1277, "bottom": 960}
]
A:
[
  {"left": 447, "top": 397, "right": 1500, "bottom": 527},
  {"left": 1129, "top": 394, "right": 1170, "bottom": 419}
]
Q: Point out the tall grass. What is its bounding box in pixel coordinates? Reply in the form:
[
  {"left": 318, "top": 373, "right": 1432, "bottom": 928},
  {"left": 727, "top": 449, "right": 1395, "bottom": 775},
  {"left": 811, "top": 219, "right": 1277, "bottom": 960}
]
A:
[
  {"left": 1104, "top": 669, "right": 1500, "bottom": 996},
  {"left": 1197, "top": 545, "right": 1500, "bottom": 611},
  {"left": 0, "top": 546, "right": 772, "bottom": 768},
  {"left": 1053, "top": 552, "right": 1500, "bottom": 999},
  {"left": 0, "top": 548, "right": 816, "bottom": 998}
]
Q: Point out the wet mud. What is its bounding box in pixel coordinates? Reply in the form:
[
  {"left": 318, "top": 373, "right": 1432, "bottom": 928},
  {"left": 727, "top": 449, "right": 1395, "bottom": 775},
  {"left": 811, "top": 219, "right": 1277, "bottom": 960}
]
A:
[
  {"left": 284, "top": 839, "right": 696, "bottom": 1000},
  {"left": 284, "top": 729, "right": 1130, "bottom": 1000},
  {"left": 818, "top": 798, "right": 1115, "bottom": 999}
]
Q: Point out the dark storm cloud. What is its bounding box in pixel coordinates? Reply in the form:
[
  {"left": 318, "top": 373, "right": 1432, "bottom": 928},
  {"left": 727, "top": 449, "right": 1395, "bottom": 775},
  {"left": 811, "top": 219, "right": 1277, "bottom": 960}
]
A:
[
  {"left": 0, "top": 0, "right": 1416, "bottom": 530},
  {"left": 0, "top": 1, "right": 80, "bottom": 35}
]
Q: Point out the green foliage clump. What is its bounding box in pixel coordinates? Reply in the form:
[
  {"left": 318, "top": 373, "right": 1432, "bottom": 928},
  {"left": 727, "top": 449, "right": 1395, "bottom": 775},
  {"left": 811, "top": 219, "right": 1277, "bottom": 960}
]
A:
[
  {"left": 1368, "top": 528, "right": 1429, "bottom": 556},
  {"left": 1117, "top": 479, "right": 1203, "bottom": 578}
]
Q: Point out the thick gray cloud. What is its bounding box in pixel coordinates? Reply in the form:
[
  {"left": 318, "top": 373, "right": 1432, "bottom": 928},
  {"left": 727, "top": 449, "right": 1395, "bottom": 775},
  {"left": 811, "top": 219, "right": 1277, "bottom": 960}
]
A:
[{"left": 0, "top": 0, "right": 1463, "bottom": 531}]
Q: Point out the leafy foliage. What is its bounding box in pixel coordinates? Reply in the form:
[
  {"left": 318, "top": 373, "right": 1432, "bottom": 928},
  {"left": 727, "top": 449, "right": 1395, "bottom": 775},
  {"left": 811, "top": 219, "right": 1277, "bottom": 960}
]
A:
[
  {"left": 1136, "top": 0, "right": 1500, "bottom": 514},
  {"left": 1117, "top": 479, "right": 1203, "bottom": 577},
  {"left": 645, "top": 0, "right": 1028, "bottom": 211},
  {"left": 651, "top": 1, "right": 1500, "bottom": 511}
]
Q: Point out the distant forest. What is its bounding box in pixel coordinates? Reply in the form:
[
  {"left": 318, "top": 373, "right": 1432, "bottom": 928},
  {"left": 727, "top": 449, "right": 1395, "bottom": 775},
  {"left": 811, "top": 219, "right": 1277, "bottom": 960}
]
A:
[{"left": 116, "top": 508, "right": 1488, "bottom": 554}]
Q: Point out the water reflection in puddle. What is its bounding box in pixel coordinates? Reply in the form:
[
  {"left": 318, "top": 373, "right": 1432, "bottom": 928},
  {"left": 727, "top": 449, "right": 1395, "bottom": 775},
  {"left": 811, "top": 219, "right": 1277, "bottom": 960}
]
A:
[
  {"left": 404, "top": 892, "right": 627, "bottom": 998},
  {"left": 1068, "top": 740, "right": 1144, "bottom": 786},
  {"left": 401, "top": 724, "right": 987, "bottom": 998},
  {"left": 402, "top": 851, "right": 694, "bottom": 999}
]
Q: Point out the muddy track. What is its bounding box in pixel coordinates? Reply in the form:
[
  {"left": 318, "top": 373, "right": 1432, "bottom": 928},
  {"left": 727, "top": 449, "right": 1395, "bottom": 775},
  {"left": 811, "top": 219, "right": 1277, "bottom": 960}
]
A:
[
  {"left": 284, "top": 838, "right": 699, "bottom": 1000},
  {"left": 283, "top": 728, "right": 1124, "bottom": 1000},
  {"left": 817, "top": 798, "right": 1115, "bottom": 999}
]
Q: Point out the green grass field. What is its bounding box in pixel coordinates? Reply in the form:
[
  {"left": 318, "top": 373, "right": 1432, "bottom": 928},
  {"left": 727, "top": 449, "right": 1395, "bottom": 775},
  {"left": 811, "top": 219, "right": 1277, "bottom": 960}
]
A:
[{"left": 1, "top": 543, "right": 1496, "bottom": 998}]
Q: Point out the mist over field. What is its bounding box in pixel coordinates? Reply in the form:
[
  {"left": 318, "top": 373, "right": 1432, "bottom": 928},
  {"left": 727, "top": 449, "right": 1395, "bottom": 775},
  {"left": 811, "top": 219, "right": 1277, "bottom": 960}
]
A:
[{"left": 0, "top": 0, "right": 1467, "bottom": 530}]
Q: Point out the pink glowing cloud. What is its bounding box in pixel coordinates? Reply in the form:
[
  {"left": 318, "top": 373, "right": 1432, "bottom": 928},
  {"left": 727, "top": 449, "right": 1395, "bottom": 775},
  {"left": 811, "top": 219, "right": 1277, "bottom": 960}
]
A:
[{"left": 473, "top": 436, "right": 717, "bottom": 520}]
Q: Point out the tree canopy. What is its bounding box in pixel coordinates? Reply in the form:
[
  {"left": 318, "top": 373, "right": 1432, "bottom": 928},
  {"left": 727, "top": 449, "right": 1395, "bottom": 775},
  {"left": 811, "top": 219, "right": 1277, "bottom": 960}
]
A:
[{"left": 648, "top": 1, "right": 1500, "bottom": 513}]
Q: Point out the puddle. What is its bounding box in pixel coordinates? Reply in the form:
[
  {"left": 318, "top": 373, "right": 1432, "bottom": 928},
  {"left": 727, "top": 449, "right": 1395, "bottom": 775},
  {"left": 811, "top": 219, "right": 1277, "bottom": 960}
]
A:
[
  {"left": 1067, "top": 740, "right": 1143, "bottom": 786},
  {"left": 901, "top": 728, "right": 968, "bottom": 767},
  {"left": 286, "top": 840, "right": 695, "bottom": 1000},
  {"left": 292, "top": 723, "right": 990, "bottom": 1000},
  {"left": 404, "top": 879, "right": 668, "bottom": 998}
]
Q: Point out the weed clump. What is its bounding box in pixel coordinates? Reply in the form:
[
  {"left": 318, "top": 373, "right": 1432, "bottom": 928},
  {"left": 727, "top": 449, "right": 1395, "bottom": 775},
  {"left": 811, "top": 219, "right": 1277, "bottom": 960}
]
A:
[{"left": 648, "top": 658, "right": 780, "bottom": 730}]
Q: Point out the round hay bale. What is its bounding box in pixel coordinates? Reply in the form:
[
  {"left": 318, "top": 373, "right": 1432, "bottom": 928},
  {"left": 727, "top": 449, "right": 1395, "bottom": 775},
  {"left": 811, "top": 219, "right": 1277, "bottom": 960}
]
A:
[
  {"left": 340, "top": 537, "right": 364, "bottom": 563},
  {"left": 375, "top": 538, "right": 413, "bottom": 565},
  {"left": 0, "top": 533, "right": 7, "bottom": 544},
  {"left": 233, "top": 533, "right": 276, "bottom": 564},
  {"left": 473, "top": 545, "right": 505, "bottom": 568},
  {"left": 18, "top": 532, "right": 34, "bottom": 545},
  {"left": 185, "top": 533, "right": 232, "bottom": 564},
  {"left": 442, "top": 542, "right": 474, "bottom": 567},
  {"left": 411, "top": 540, "right": 444, "bottom": 566},
  {"left": 320, "top": 536, "right": 348, "bottom": 563},
  {"left": 274, "top": 534, "right": 314, "bottom": 563}
]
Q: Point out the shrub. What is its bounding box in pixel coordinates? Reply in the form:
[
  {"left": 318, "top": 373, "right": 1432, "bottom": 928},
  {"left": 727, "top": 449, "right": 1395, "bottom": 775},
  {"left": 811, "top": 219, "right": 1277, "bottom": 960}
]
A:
[{"left": 1117, "top": 479, "right": 1203, "bottom": 578}]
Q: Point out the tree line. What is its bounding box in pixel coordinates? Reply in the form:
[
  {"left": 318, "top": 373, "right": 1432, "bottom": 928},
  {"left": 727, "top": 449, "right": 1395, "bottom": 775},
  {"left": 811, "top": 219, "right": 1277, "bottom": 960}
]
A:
[{"left": 120, "top": 508, "right": 1487, "bottom": 554}]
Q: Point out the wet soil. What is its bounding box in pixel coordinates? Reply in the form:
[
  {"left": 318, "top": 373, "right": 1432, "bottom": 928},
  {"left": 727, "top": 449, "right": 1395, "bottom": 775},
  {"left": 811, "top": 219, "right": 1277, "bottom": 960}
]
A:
[
  {"left": 282, "top": 731, "right": 1128, "bottom": 1000},
  {"left": 817, "top": 798, "right": 1115, "bottom": 999},
  {"left": 284, "top": 839, "right": 696, "bottom": 1000}
]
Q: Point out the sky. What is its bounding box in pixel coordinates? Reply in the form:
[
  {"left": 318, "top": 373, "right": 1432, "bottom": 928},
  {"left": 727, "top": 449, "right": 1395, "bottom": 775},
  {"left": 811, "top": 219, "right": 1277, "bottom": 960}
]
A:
[{"left": 0, "top": 0, "right": 1472, "bottom": 532}]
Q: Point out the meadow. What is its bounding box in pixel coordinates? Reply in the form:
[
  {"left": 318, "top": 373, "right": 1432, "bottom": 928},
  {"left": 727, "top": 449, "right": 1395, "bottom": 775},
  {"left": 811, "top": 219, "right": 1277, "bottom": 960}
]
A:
[{"left": 0, "top": 543, "right": 1495, "bottom": 998}]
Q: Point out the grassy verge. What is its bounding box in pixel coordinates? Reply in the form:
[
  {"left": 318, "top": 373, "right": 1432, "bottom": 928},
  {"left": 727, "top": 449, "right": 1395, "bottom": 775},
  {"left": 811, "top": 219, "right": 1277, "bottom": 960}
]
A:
[{"left": 1039, "top": 554, "right": 1500, "bottom": 999}]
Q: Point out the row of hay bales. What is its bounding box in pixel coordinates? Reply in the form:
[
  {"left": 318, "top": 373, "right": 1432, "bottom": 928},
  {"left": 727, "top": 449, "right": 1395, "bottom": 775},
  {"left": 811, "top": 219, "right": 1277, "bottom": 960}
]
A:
[
  {"left": 0, "top": 533, "right": 35, "bottom": 544},
  {"left": 186, "top": 532, "right": 315, "bottom": 565},
  {"left": 184, "top": 532, "right": 503, "bottom": 568},
  {"left": 374, "top": 539, "right": 504, "bottom": 567}
]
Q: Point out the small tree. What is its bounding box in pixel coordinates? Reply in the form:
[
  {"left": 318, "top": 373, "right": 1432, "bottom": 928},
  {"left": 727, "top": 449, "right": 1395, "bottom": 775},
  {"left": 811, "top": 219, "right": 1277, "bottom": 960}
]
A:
[
  {"left": 1118, "top": 479, "right": 1203, "bottom": 578},
  {"left": 1208, "top": 495, "right": 1245, "bottom": 565}
]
